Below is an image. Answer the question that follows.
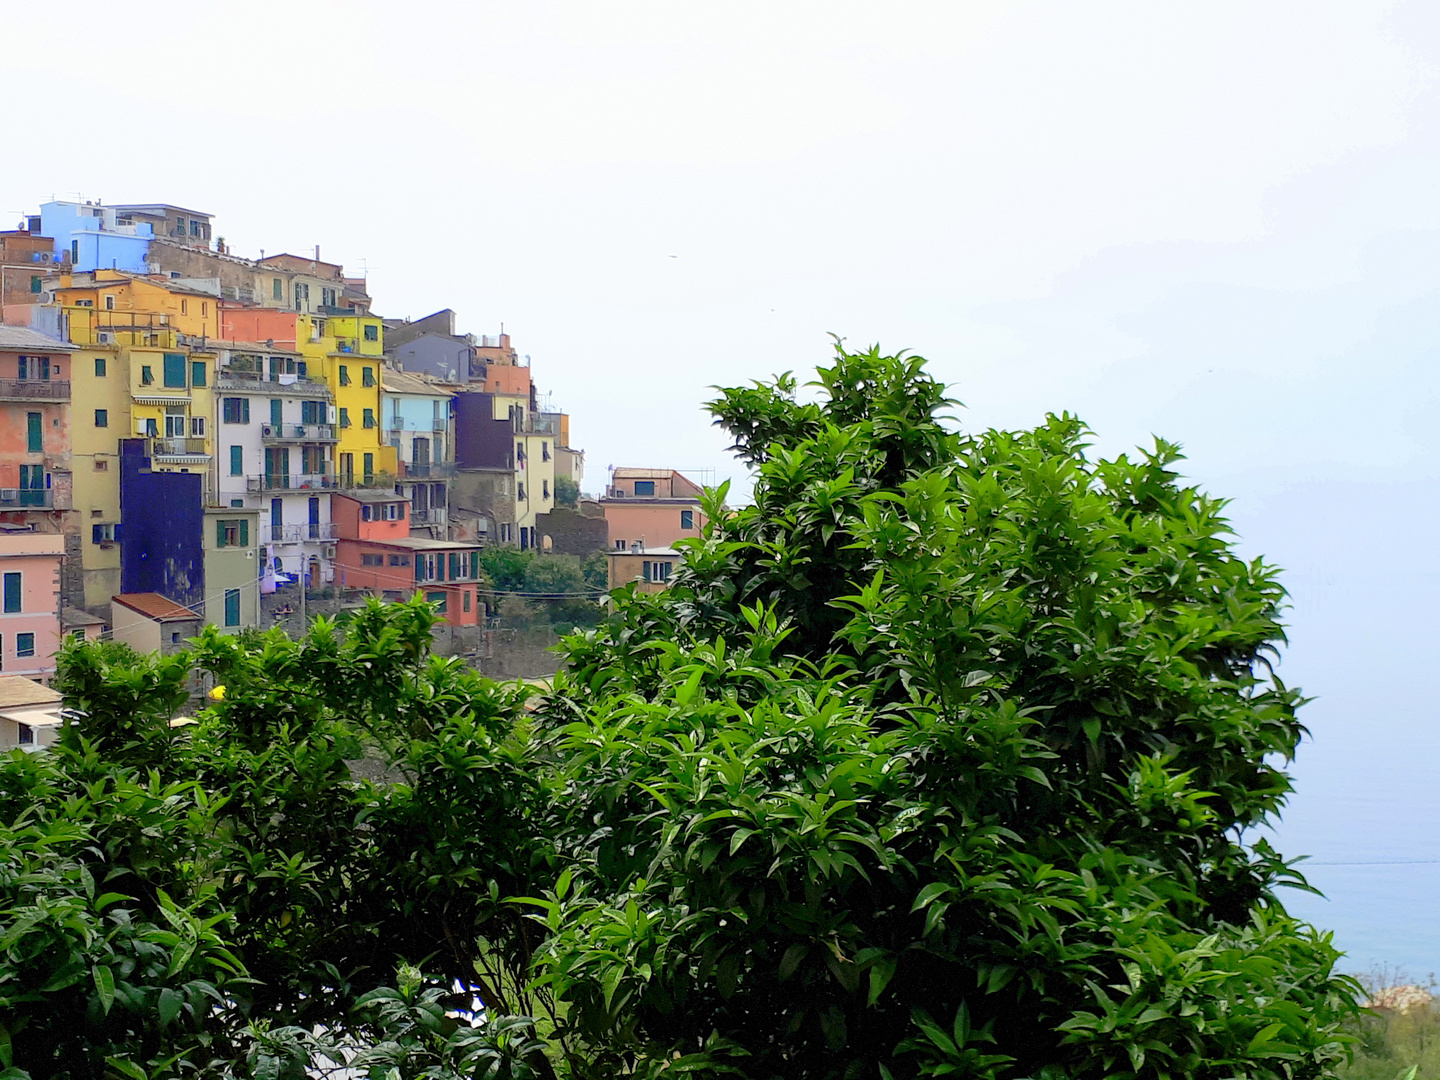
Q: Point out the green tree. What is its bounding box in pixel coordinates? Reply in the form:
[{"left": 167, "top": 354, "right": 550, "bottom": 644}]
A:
[
  {"left": 0, "top": 345, "right": 1356, "bottom": 1080},
  {"left": 554, "top": 476, "right": 580, "bottom": 508}
]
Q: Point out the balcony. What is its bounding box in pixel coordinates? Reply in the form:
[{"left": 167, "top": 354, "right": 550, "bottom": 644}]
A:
[
  {"left": 410, "top": 508, "right": 447, "bottom": 525},
  {"left": 151, "top": 437, "right": 210, "bottom": 460},
  {"left": 267, "top": 522, "right": 338, "bottom": 543},
  {"left": 400, "top": 462, "right": 457, "bottom": 479},
  {"left": 0, "top": 379, "right": 70, "bottom": 402},
  {"left": 247, "top": 472, "right": 395, "bottom": 493},
  {"left": 0, "top": 489, "right": 53, "bottom": 509},
  {"left": 261, "top": 422, "right": 337, "bottom": 443},
  {"left": 215, "top": 369, "right": 332, "bottom": 398},
  {"left": 248, "top": 473, "right": 338, "bottom": 493}
]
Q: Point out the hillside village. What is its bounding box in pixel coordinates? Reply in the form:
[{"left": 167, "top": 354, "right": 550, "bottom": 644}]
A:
[{"left": 0, "top": 199, "right": 709, "bottom": 730}]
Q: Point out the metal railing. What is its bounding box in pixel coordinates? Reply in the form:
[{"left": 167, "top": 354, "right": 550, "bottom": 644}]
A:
[
  {"left": 0, "top": 379, "right": 70, "bottom": 401},
  {"left": 247, "top": 472, "right": 395, "bottom": 493},
  {"left": 215, "top": 370, "right": 332, "bottom": 397},
  {"left": 267, "top": 522, "right": 337, "bottom": 543},
  {"left": 410, "top": 508, "right": 447, "bottom": 525},
  {"left": 261, "top": 422, "right": 337, "bottom": 442},
  {"left": 400, "top": 462, "right": 457, "bottom": 479},
  {"left": 0, "top": 489, "right": 52, "bottom": 508},
  {"left": 151, "top": 437, "right": 209, "bottom": 456}
]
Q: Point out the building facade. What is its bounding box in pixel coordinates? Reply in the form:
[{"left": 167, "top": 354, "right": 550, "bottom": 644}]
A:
[
  {"left": 0, "top": 531, "right": 65, "bottom": 681},
  {"left": 602, "top": 468, "right": 705, "bottom": 551},
  {"left": 382, "top": 367, "right": 454, "bottom": 538}
]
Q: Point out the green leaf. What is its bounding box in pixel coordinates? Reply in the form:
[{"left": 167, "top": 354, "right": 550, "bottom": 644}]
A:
[
  {"left": 157, "top": 987, "right": 183, "bottom": 1027},
  {"left": 93, "top": 966, "right": 115, "bottom": 1015}
]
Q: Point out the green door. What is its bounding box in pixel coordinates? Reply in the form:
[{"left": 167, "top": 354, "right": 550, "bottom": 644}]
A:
[{"left": 26, "top": 412, "right": 41, "bottom": 453}]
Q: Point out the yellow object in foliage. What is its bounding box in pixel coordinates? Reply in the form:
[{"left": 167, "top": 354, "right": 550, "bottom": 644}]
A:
[{"left": 209, "top": 685, "right": 226, "bottom": 701}]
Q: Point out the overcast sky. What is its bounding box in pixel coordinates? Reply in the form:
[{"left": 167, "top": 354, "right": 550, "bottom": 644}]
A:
[{"left": 4, "top": 0, "right": 1438, "bottom": 974}]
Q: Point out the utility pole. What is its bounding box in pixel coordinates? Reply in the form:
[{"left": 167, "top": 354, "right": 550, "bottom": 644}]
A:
[{"left": 298, "top": 562, "right": 307, "bottom": 634}]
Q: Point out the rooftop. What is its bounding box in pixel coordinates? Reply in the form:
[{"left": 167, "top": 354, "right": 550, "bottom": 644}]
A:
[
  {"left": 112, "top": 592, "right": 198, "bottom": 622},
  {"left": 61, "top": 606, "right": 106, "bottom": 628},
  {"left": 109, "top": 203, "right": 213, "bottom": 218},
  {"left": 334, "top": 489, "right": 408, "bottom": 505},
  {"left": 0, "top": 675, "right": 62, "bottom": 709},
  {"left": 0, "top": 326, "right": 78, "bottom": 353},
  {"left": 382, "top": 367, "right": 454, "bottom": 397},
  {"left": 377, "top": 536, "right": 484, "bottom": 552}
]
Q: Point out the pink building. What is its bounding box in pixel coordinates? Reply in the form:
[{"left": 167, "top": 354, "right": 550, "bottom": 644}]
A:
[
  {"left": 601, "top": 468, "right": 706, "bottom": 552},
  {"left": 0, "top": 530, "right": 65, "bottom": 682}
]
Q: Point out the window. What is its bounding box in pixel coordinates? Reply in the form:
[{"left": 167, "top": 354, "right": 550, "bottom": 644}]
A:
[
  {"left": 176, "top": 216, "right": 186, "bottom": 232},
  {"left": 362, "top": 408, "right": 375, "bottom": 429},
  {"left": 144, "top": 418, "right": 158, "bottom": 437},
  {"left": 681, "top": 509, "right": 695, "bottom": 530},
  {"left": 141, "top": 365, "right": 154, "bottom": 385},
  {"left": 94, "top": 408, "right": 108, "bottom": 428},
  {"left": 191, "top": 220, "right": 201, "bottom": 237},
  {"left": 363, "top": 453, "right": 374, "bottom": 481},
  {"left": 427, "top": 591, "right": 447, "bottom": 614},
  {"left": 643, "top": 561, "right": 672, "bottom": 584},
  {"left": 231, "top": 499, "right": 244, "bottom": 508},
  {"left": 272, "top": 277, "right": 283, "bottom": 300},
  {"left": 224, "top": 589, "right": 240, "bottom": 627},
  {"left": 2, "top": 572, "right": 19, "bottom": 613},
  {"left": 94, "top": 460, "right": 107, "bottom": 471},
  {"left": 229, "top": 446, "right": 243, "bottom": 476},
  {"left": 633, "top": 480, "right": 656, "bottom": 496},
  {"left": 362, "top": 367, "right": 375, "bottom": 387},
  {"left": 301, "top": 400, "right": 324, "bottom": 424},
  {"left": 165, "top": 413, "right": 187, "bottom": 438},
  {"left": 615, "top": 540, "right": 627, "bottom": 550},
  {"left": 223, "top": 398, "right": 251, "bottom": 424},
  {"left": 190, "top": 417, "right": 205, "bottom": 437},
  {"left": 216, "top": 519, "right": 249, "bottom": 548},
  {"left": 321, "top": 287, "right": 337, "bottom": 308},
  {"left": 270, "top": 398, "right": 283, "bottom": 427},
  {"left": 95, "top": 356, "right": 106, "bottom": 377},
  {"left": 517, "top": 482, "right": 526, "bottom": 500},
  {"left": 542, "top": 441, "right": 550, "bottom": 461},
  {"left": 364, "top": 324, "right": 378, "bottom": 341},
  {"left": 361, "top": 554, "right": 384, "bottom": 567},
  {"left": 26, "top": 412, "right": 41, "bottom": 453},
  {"left": 542, "top": 480, "right": 550, "bottom": 500},
  {"left": 339, "top": 365, "right": 350, "bottom": 386},
  {"left": 16, "top": 633, "right": 34, "bottom": 658},
  {"left": 104, "top": 294, "right": 115, "bottom": 311},
  {"left": 163, "top": 353, "right": 186, "bottom": 388},
  {"left": 201, "top": 301, "right": 208, "bottom": 317},
  {"left": 191, "top": 360, "right": 206, "bottom": 386},
  {"left": 30, "top": 275, "right": 41, "bottom": 294},
  {"left": 70, "top": 240, "right": 78, "bottom": 262},
  {"left": 463, "top": 590, "right": 471, "bottom": 613},
  {"left": 18, "top": 356, "right": 49, "bottom": 381},
  {"left": 449, "top": 552, "right": 461, "bottom": 580},
  {"left": 389, "top": 554, "right": 411, "bottom": 566},
  {"left": 339, "top": 407, "right": 351, "bottom": 428},
  {"left": 181, "top": 299, "right": 188, "bottom": 315}
]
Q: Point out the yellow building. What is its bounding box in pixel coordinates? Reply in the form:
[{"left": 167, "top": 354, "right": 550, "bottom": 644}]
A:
[
  {"left": 296, "top": 313, "right": 395, "bottom": 484},
  {"left": 55, "top": 293, "right": 219, "bottom": 611}
]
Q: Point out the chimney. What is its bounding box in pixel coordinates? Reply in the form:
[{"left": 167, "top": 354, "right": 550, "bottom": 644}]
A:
[{"left": 499, "top": 333, "right": 510, "bottom": 349}]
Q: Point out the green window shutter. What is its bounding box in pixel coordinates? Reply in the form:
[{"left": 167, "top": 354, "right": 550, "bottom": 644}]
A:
[
  {"left": 230, "top": 445, "right": 243, "bottom": 476},
  {"left": 239, "top": 520, "right": 249, "bottom": 547},
  {"left": 270, "top": 399, "right": 282, "bottom": 427},
  {"left": 30, "top": 275, "right": 41, "bottom": 293},
  {"left": 217, "top": 519, "right": 227, "bottom": 548},
  {"left": 191, "top": 360, "right": 206, "bottom": 386},
  {"left": 449, "top": 552, "right": 460, "bottom": 580},
  {"left": 3, "top": 572, "right": 20, "bottom": 613},
  {"left": 224, "top": 589, "right": 240, "bottom": 627},
  {"left": 415, "top": 557, "right": 423, "bottom": 582},
  {"left": 95, "top": 356, "right": 106, "bottom": 377},
  {"left": 363, "top": 453, "right": 373, "bottom": 478},
  {"left": 26, "top": 412, "right": 41, "bottom": 453},
  {"left": 471, "top": 551, "right": 479, "bottom": 580},
  {"left": 163, "top": 353, "right": 186, "bottom": 387}
]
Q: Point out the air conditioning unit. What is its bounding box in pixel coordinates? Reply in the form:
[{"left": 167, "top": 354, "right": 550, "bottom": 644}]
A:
[
  {"left": 97, "top": 331, "right": 113, "bottom": 344},
  {"left": 321, "top": 543, "right": 337, "bottom": 560}
]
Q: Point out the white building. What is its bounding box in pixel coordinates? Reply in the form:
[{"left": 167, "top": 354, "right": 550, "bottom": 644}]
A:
[
  {"left": 382, "top": 366, "right": 454, "bottom": 540},
  {"left": 213, "top": 345, "right": 339, "bottom": 584}
]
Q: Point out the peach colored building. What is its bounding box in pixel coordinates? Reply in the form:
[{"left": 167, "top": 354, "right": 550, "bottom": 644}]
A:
[
  {"left": 331, "top": 491, "right": 485, "bottom": 626},
  {"left": 0, "top": 327, "right": 74, "bottom": 530},
  {"left": 607, "top": 545, "right": 682, "bottom": 594},
  {"left": 601, "top": 468, "right": 705, "bottom": 552},
  {"left": 0, "top": 531, "right": 65, "bottom": 681}
]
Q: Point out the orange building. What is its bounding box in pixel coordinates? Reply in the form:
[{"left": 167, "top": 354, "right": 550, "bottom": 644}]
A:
[
  {"left": 0, "top": 327, "right": 74, "bottom": 531},
  {"left": 331, "top": 490, "right": 485, "bottom": 625},
  {"left": 601, "top": 468, "right": 705, "bottom": 552}
]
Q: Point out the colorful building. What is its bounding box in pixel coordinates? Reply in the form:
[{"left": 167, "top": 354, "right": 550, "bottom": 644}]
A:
[
  {"left": 382, "top": 366, "right": 453, "bottom": 538},
  {"left": 606, "top": 545, "right": 682, "bottom": 594},
  {"left": 0, "top": 530, "right": 65, "bottom": 681},
  {"left": 202, "top": 505, "right": 260, "bottom": 633},
  {"left": 1, "top": 229, "right": 59, "bottom": 324},
  {"left": 110, "top": 592, "right": 203, "bottom": 656},
  {"left": 0, "top": 326, "right": 75, "bottom": 532},
  {"left": 330, "top": 491, "right": 484, "bottom": 625},
  {"left": 34, "top": 201, "right": 153, "bottom": 273},
  {"left": 602, "top": 468, "right": 705, "bottom": 551}
]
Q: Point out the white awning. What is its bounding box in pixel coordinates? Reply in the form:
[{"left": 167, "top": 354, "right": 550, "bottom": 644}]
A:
[{"left": 0, "top": 707, "right": 65, "bottom": 728}]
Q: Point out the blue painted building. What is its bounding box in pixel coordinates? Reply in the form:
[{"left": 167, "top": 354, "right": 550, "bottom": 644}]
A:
[
  {"left": 118, "top": 439, "right": 204, "bottom": 610},
  {"left": 38, "top": 201, "right": 153, "bottom": 272}
]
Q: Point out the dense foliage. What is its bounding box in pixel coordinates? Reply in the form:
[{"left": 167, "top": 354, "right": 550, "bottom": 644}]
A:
[{"left": 0, "top": 344, "right": 1356, "bottom": 1078}]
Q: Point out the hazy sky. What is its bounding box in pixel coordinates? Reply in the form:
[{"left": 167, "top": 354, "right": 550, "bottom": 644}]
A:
[{"left": 4, "top": 0, "right": 1438, "bottom": 974}]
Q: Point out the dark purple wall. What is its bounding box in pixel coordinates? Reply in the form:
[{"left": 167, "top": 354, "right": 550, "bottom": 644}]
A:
[
  {"left": 454, "top": 392, "right": 517, "bottom": 470},
  {"left": 119, "top": 439, "right": 204, "bottom": 609}
]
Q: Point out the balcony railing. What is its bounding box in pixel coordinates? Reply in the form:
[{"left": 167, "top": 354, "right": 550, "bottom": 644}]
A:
[
  {"left": 215, "top": 370, "right": 332, "bottom": 398},
  {"left": 151, "top": 437, "right": 209, "bottom": 457},
  {"left": 0, "top": 379, "right": 70, "bottom": 402},
  {"left": 247, "top": 472, "right": 395, "bottom": 493},
  {"left": 261, "top": 422, "right": 337, "bottom": 443},
  {"left": 410, "top": 508, "right": 447, "bottom": 525},
  {"left": 400, "top": 462, "right": 457, "bottom": 479},
  {"left": 0, "top": 489, "right": 52, "bottom": 508},
  {"left": 268, "top": 522, "right": 337, "bottom": 543}
]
